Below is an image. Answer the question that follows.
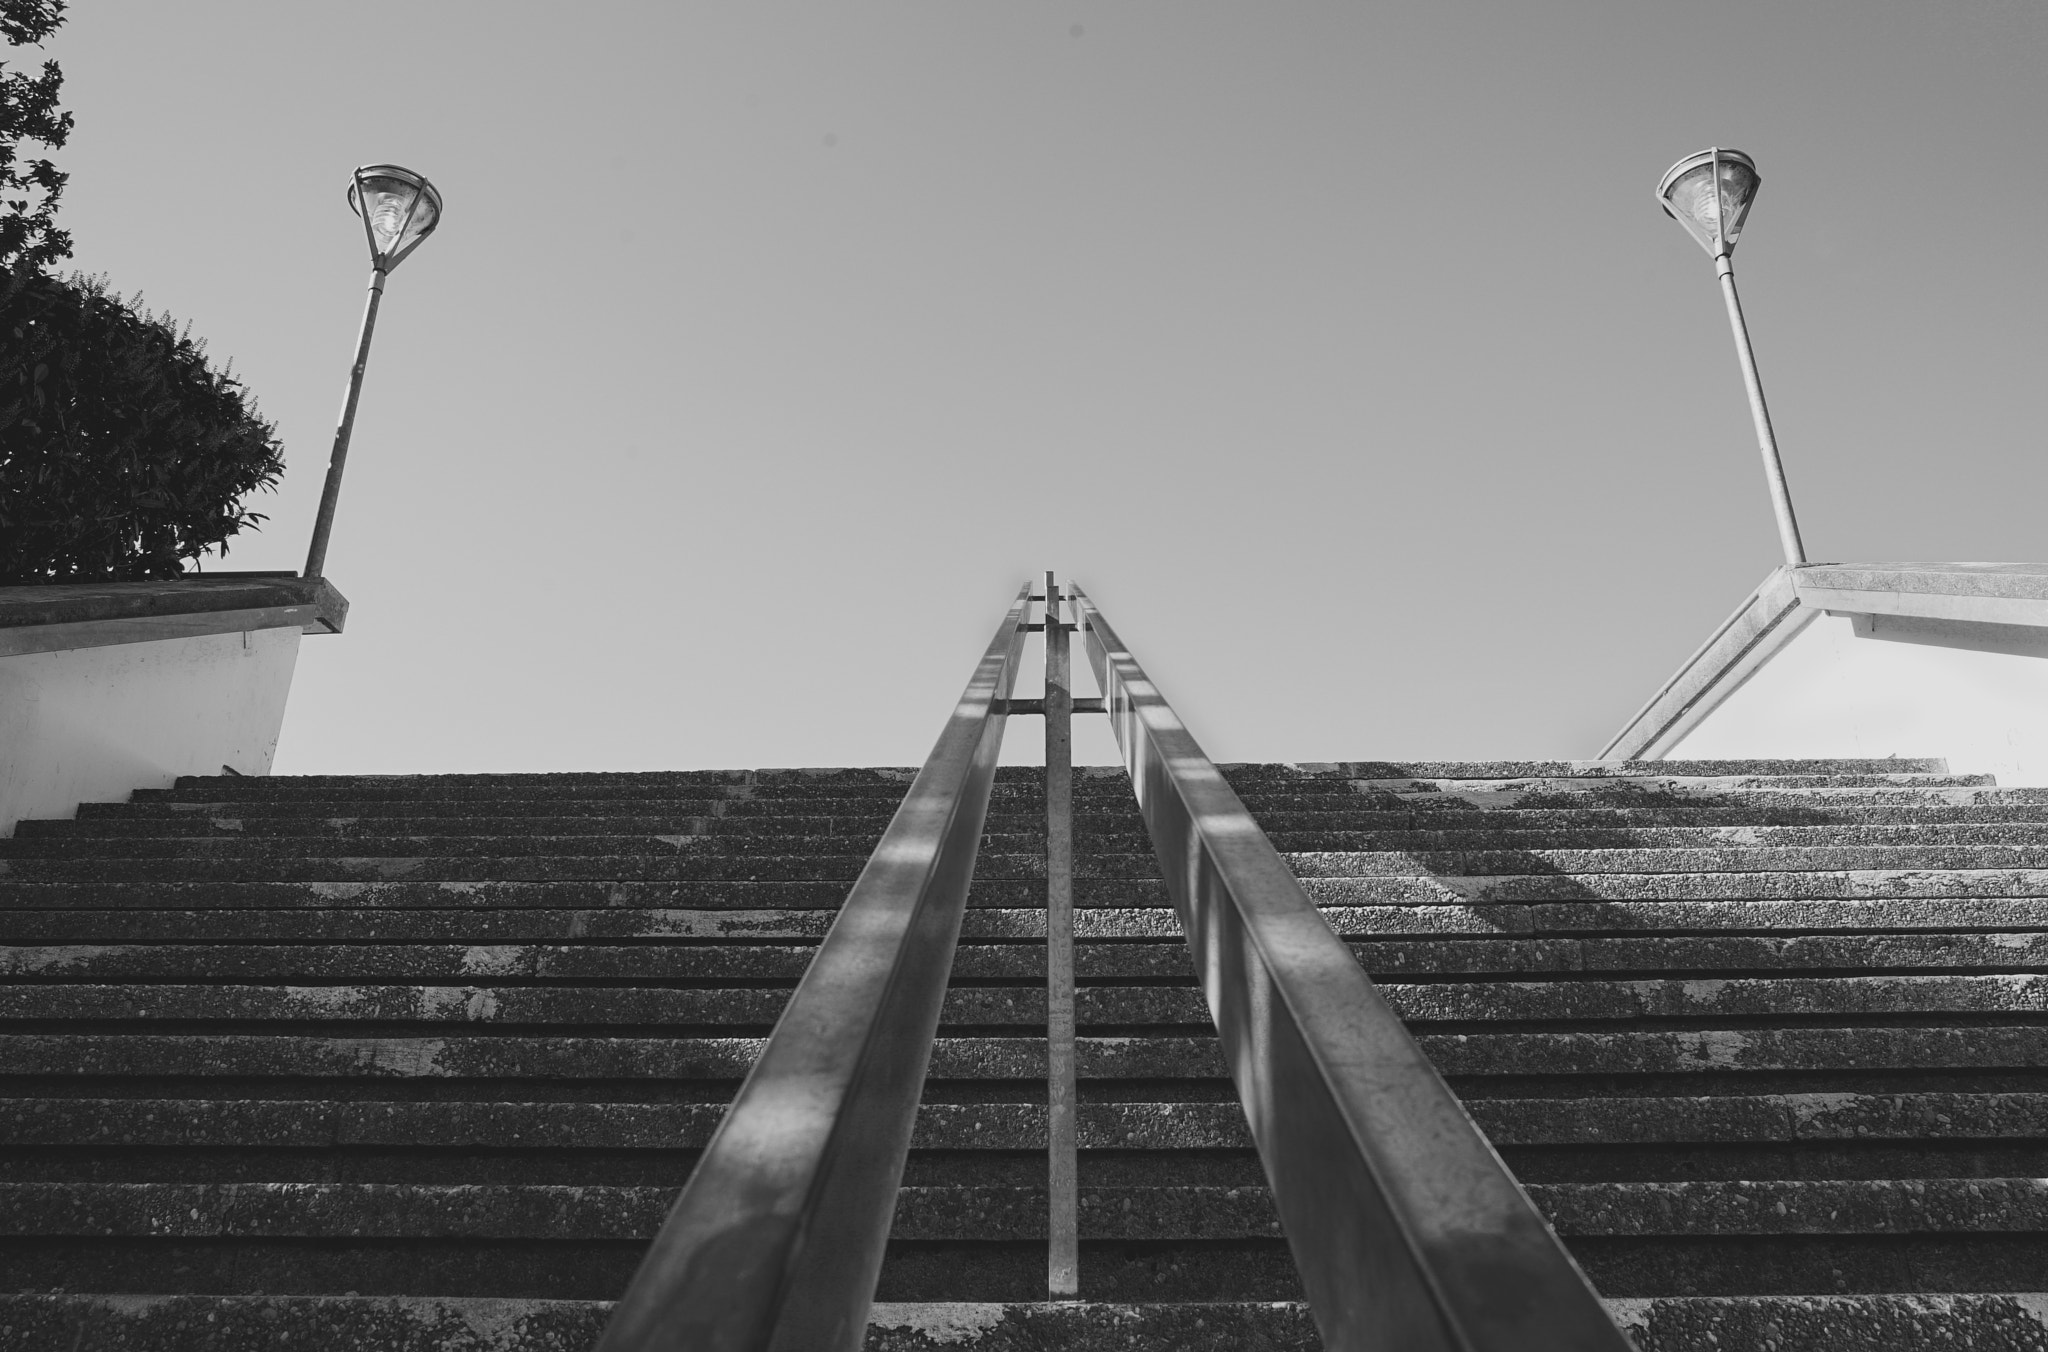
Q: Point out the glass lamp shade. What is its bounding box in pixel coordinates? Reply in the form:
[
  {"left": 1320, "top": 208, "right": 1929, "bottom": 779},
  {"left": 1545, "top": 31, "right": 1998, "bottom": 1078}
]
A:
[
  {"left": 347, "top": 164, "right": 443, "bottom": 271},
  {"left": 1656, "top": 148, "right": 1758, "bottom": 257}
]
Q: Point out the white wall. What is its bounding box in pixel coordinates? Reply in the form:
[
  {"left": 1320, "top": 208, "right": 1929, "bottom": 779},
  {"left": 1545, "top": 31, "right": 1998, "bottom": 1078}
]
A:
[
  {"left": 0, "top": 627, "right": 301, "bottom": 835},
  {"left": 1669, "top": 613, "right": 2048, "bottom": 785}
]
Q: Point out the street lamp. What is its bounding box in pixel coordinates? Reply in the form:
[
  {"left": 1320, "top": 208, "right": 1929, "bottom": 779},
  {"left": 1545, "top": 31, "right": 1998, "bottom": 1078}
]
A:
[
  {"left": 1656, "top": 147, "right": 1804, "bottom": 568},
  {"left": 302, "top": 164, "right": 444, "bottom": 579}
]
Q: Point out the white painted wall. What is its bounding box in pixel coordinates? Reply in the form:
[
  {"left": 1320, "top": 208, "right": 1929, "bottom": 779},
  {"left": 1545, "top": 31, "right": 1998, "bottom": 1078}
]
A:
[
  {"left": 1669, "top": 613, "right": 2048, "bottom": 785},
  {"left": 0, "top": 627, "right": 301, "bottom": 835}
]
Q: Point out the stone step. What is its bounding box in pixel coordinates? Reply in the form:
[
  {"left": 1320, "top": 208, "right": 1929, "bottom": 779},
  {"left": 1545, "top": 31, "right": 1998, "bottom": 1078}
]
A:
[
  {"left": 8, "top": 931, "right": 2046, "bottom": 984},
  {"left": 1609, "top": 1294, "right": 2048, "bottom": 1352},
  {"left": 0, "top": 833, "right": 1112, "bottom": 861},
  {"left": 36, "top": 841, "right": 2048, "bottom": 883},
  {"left": 88, "top": 785, "right": 2048, "bottom": 826},
  {"left": 3, "top": 974, "right": 2041, "bottom": 1029},
  {"left": 7, "top": 1292, "right": 2047, "bottom": 1352},
  {"left": 36, "top": 820, "right": 2048, "bottom": 855},
  {"left": 1, "top": 1093, "right": 2035, "bottom": 1153},
  {"left": 64, "top": 800, "right": 2048, "bottom": 833},
  {"left": 61, "top": 799, "right": 1138, "bottom": 825},
  {"left": 140, "top": 778, "right": 1132, "bottom": 804},
  {"left": 26, "top": 810, "right": 1144, "bottom": 839},
  {"left": 1220, "top": 759, "right": 1955, "bottom": 779},
  {"left": 9, "top": 897, "right": 2048, "bottom": 946},
  {"left": 2, "top": 1177, "right": 2042, "bottom": 1243},
  {"left": 1536, "top": 1177, "right": 2048, "bottom": 1235},
  {"left": 1240, "top": 785, "right": 2048, "bottom": 809},
  {"left": 0, "top": 851, "right": 1156, "bottom": 884},
  {"left": 1231, "top": 773, "right": 1995, "bottom": 794},
  {"left": 154, "top": 768, "right": 1114, "bottom": 788},
  {"left": 1300, "top": 869, "right": 2048, "bottom": 903},
  {"left": 132, "top": 769, "right": 1975, "bottom": 804},
  {"left": 4, "top": 1025, "right": 2045, "bottom": 1084},
  {"left": 1256, "top": 803, "right": 2048, "bottom": 828},
  {"left": 0, "top": 905, "right": 1167, "bottom": 945},
  {"left": 1287, "top": 846, "right": 2048, "bottom": 876},
  {"left": 0, "top": 1181, "right": 1107, "bottom": 1242},
  {"left": 0, "top": 877, "right": 1165, "bottom": 910},
  {"left": 1268, "top": 825, "right": 2048, "bottom": 850}
]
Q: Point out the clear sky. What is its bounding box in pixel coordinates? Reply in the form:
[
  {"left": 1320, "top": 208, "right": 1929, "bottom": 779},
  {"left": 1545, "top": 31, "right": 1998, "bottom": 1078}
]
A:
[{"left": 37, "top": 1, "right": 2048, "bottom": 772}]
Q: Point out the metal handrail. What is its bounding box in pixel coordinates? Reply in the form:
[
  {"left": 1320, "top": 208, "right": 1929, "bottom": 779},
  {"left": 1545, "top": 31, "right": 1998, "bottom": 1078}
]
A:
[
  {"left": 596, "top": 582, "right": 1035, "bottom": 1352},
  {"left": 1069, "top": 585, "right": 1631, "bottom": 1352}
]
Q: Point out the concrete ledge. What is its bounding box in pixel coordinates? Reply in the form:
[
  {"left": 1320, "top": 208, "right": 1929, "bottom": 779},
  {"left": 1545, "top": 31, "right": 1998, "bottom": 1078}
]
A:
[
  {"left": 0, "top": 575, "right": 345, "bottom": 835},
  {"left": 1606, "top": 563, "right": 2048, "bottom": 763},
  {"left": 1602, "top": 568, "right": 1814, "bottom": 760},
  {"left": 0, "top": 573, "right": 347, "bottom": 657}
]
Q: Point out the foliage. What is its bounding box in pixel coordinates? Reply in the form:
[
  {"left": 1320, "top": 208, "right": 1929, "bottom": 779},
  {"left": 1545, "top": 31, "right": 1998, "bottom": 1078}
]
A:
[
  {"left": 0, "top": 269, "right": 286, "bottom": 582},
  {"left": 0, "top": 3, "right": 284, "bottom": 584},
  {"left": 0, "top": 0, "right": 71, "bottom": 272}
]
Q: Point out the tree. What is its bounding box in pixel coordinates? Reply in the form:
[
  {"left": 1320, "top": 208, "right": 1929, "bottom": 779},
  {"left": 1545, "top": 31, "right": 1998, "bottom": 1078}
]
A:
[
  {"left": 0, "top": 2, "right": 287, "bottom": 583},
  {"left": 0, "top": 273, "right": 287, "bottom": 582},
  {"left": 1, "top": 0, "right": 72, "bottom": 272}
]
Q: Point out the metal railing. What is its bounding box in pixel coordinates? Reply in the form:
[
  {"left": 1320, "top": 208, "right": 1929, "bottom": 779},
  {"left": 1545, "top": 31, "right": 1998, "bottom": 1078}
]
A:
[
  {"left": 596, "top": 582, "right": 1035, "bottom": 1352},
  {"left": 1070, "top": 585, "right": 1632, "bottom": 1352}
]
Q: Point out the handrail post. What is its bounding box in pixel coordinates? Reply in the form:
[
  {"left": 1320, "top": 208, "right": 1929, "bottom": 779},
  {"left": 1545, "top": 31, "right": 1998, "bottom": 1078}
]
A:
[{"left": 1044, "top": 572, "right": 1080, "bottom": 1298}]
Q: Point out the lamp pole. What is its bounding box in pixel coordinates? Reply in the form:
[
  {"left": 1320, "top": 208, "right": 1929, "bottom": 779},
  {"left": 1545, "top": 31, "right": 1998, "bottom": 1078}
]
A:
[
  {"left": 303, "top": 266, "right": 386, "bottom": 580},
  {"left": 302, "top": 164, "right": 443, "bottom": 580},
  {"left": 1658, "top": 147, "right": 1805, "bottom": 569},
  {"left": 1714, "top": 251, "right": 1804, "bottom": 568}
]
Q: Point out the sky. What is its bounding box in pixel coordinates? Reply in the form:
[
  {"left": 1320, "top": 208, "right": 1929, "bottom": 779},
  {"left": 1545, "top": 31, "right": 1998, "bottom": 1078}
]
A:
[{"left": 32, "top": 1, "right": 2048, "bottom": 772}]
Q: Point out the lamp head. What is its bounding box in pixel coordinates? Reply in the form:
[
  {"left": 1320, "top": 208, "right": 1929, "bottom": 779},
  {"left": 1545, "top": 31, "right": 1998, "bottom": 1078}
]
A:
[
  {"left": 1657, "top": 148, "right": 1758, "bottom": 258},
  {"left": 347, "top": 164, "right": 443, "bottom": 271}
]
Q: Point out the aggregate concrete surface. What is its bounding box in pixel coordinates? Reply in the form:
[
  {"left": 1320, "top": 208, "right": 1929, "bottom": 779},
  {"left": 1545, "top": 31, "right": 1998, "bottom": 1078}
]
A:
[{"left": 2, "top": 760, "right": 2045, "bottom": 1349}]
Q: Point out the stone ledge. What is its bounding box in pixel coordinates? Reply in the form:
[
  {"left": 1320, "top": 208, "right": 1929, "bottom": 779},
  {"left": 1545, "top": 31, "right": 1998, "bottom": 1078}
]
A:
[{"left": 0, "top": 573, "right": 347, "bottom": 657}]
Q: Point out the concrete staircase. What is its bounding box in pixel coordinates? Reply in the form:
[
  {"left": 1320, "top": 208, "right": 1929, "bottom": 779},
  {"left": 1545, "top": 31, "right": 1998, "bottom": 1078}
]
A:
[
  {"left": 1226, "top": 758, "right": 2048, "bottom": 1351},
  {"left": 0, "top": 758, "right": 2044, "bottom": 1349}
]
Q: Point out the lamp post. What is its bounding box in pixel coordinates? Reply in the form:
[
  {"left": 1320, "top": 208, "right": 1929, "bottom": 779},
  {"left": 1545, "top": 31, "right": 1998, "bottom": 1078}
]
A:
[
  {"left": 1656, "top": 147, "right": 1805, "bottom": 568},
  {"left": 302, "top": 164, "right": 444, "bottom": 579}
]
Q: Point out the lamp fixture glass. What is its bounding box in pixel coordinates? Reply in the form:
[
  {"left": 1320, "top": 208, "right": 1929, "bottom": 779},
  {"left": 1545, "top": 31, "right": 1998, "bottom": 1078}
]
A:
[
  {"left": 347, "top": 164, "right": 443, "bottom": 271},
  {"left": 1656, "top": 148, "right": 1758, "bottom": 257}
]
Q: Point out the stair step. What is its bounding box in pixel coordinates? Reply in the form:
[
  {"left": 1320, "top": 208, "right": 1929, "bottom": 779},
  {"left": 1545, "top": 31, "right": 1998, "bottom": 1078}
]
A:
[
  {"left": 0, "top": 1181, "right": 1293, "bottom": 1241},
  {"left": 1302, "top": 871, "right": 2048, "bottom": 902},
  {"left": 28, "top": 811, "right": 1144, "bottom": 839},
  {"left": 0, "top": 833, "right": 1149, "bottom": 861},
  {"left": 0, "top": 851, "right": 1157, "bottom": 883},
  {"left": 0, "top": 1094, "right": 2035, "bottom": 1153},
  {"left": 0, "top": 878, "right": 1165, "bottom": 910},
  {"left": 34, "top": 821, "right": 2048, "bottom": 854},
  {"left": 1289, "top": 846, "right": 2048, "bottom": 876},
  {"left": 8, "top": 1179, "right": 2039, "bottom": 1237},
  {"left": 6, "top": 1292, "right": 2043, "bottom": 1351},
  {"left": 1221, "top": 759, "right": 1957, "bottom": 778},
  {"left": 10, "top": 1177, "right": 2041, "bottom": 1243},
  {"left": 9, "top": 898, "right": 2048, "bottom": 946},
  {"left": 34, "top": 842, "right": 2048, "bottom": 881},
  {"left": 1238, "top": 803, "right": 2048, "bottom": 827},
  {"left": 8, "top": 932, "right": 2046, "bottom": 983},
  {"left": 5, "top": 1025, "right": 2046, "bottom": 1083},
  {"left": 0, "top": 1295, "right": 1325, "bottom": 1349},
  {"left": 1610, "top": 1293, "right": 2048, "bottom": 1350},
  {"left": 0, "top": 905, "right": 1180, "bottom": 944},
  {"left": 3, "top": 973, "right": 2045, "bottom": 1027}
]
